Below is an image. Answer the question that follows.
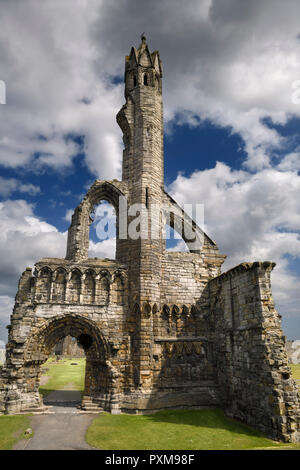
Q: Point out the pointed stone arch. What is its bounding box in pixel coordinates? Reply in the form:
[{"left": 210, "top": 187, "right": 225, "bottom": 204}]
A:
[
  {"left": 142, "top": 302, "right": 152, "bottom": 318},
  {"left": 162, "top": 192, "right": 219, "bottom": 254},
  {"left": 143, "top": 73, "right": 149, "bottom": 86},
  {"left": 68, "top": 269, "right": 81, "bottom": 303},
  {"left": 35, "top": 267, "right": 52, "bottom": 302},
  {"left": 96, "top": 271, "right": 110, "bottom": 305},
  {"left": 82, "top": 269, "right": 96, "bottom": 304},
  {"left": 21, "top": 314, "right": 115, "bottom": 412},
  {"left": 111, "top": 271, "right": 125, "bottom": 305},
  {"left": 51, "top": 267, "right": 67, "bottom": 303},
  {"left": 163, "top": 205, "right": 203, "bottom": 253},
  {"left": 66, "top": 181, "right": 127, "bottom": 262},
  {"left": 25, "top": 314, "right": 109, "bottom": 362},
  {"left": 170, "top": 305, "right": 179, "bottom": 335}
]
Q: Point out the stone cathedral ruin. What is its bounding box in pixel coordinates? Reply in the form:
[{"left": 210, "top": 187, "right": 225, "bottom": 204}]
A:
[{"left": 0, "top": 35, "right": 299, "bottom": 443}]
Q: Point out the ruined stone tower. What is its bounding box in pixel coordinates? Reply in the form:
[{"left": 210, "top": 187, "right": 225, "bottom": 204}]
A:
[{"left": 0, "top": 35, "right": 299, "bottom": 443}]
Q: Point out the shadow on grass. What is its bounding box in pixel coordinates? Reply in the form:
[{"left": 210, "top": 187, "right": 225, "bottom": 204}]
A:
[
  {"left": 86, "top": 408, "right": 289, "bottom": 450},
  {"left": 129, "top": 408, "right": 268, "bottom": 437}
]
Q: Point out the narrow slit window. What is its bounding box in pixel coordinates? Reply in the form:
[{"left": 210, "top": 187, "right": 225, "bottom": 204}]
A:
[{"left": 143, "top": 74, "right": 148, "bottom": 86}]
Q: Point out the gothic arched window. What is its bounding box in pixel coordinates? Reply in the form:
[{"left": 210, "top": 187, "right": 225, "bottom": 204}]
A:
[{"left": 89, "top": 201, "right": 116, "bottom": 260}]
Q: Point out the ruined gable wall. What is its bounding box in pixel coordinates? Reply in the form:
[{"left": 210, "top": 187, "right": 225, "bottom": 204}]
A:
[
  {"left": 205, "top": 262, "right": 300, "bottom": 442},
  {"left": 160, "top": 250, "right": 225, "bottom": 307}
]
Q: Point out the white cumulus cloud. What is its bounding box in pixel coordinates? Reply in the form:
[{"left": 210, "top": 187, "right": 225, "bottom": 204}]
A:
[
  {"left": 0, "top": 200, "right": 67, "bottom": 298},
  {"left": 0, "top": 0, "right": 300, "bottom": 340},
  {"left": 167, "top": 161, "right": 300, "bottom": 326}
]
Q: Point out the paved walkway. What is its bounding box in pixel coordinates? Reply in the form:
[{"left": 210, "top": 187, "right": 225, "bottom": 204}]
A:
[{"left": 14, "top": 388, "right": 98, "bottom": 450}]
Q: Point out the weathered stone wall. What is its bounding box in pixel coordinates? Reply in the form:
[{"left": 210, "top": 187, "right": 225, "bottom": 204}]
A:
[
  {"left": 0, "top": 260, "right": 129, "bottom": 414},
  {"left": 161, "top": 251, "right": 224, "bottom": 306},
  {"left": 202, "top": 262, "right": 300, "bottom": 442}
]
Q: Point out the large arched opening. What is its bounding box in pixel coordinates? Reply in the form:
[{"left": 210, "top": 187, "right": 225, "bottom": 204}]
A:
[
  {"left": 163, "top": 203, "right": 204, "bottom": 253},
  {"left": 164, "top": 225, "right": 189, "bottom": 252},
  {"left": 66, "top": 181, "right": 128, "bottom": 263},
  {"left": 89, "top": 200, "right": 117, "bottom": 260},
  {"left": 23, "top": 314, "right": 113, "bottom": 411}
]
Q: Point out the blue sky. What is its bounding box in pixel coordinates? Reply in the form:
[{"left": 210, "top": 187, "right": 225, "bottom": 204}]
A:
[{"left": 0, "top": 0, "right": 300, "bottom": 344}]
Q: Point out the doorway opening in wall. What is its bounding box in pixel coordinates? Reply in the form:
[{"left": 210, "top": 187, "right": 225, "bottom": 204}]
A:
[
  {"left": 89, "top": 201, "right": 116, "bottom": 260},
  {"left": 24, "top": 314, "right": 110, "bottom": 413},
  {"left": 39, "top": 335, "right": 87, "bottom": 412},
  {"left": 165, "top": 225, "right": 189, "bottom": 252}
]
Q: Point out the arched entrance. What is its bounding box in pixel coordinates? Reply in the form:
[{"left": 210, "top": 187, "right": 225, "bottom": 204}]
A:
[{"left": 22, "top": 314, "right": 114, "bottom": 412}]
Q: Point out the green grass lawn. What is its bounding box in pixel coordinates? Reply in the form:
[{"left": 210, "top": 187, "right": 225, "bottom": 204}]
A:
[
  {"left": 86, "top": 408, "right": 300, "bottom": 450},
  {"left": 0, "top": 359, "right": 298, "bottom": 450},
  {"left": 86, "top": 364, "right": 300, "bottom": 451},
  {"left": 0, "top": 415, "right": 31, "bottom": 450},
  {"left": 39, "top": 357, "right": 86, "bottom": 397},
  {"left": 0, "top": 357, "right": 86, "bottom": 449},
  {"left": 290, "top": 364, "right": 300, "bottom": 381}
]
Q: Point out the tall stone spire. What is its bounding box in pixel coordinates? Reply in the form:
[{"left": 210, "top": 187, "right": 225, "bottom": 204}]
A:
[
  {"left": 116, "top": 34, "right": 165, "bottom": 305},
  {"left": 117, "top": 35, "right": 163, "bottom": 185}
]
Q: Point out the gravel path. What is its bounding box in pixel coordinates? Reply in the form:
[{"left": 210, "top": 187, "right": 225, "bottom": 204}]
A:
[{"left": 13, "top": 388, "right": 99, "bottom": 450}]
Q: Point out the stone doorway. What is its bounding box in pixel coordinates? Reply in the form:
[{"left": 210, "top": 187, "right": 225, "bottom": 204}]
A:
[
  {"left": 8, "top": 314, "right": 114, "bottom": 414},
  {"left": 41, "top": 354, "right": 86, "bottom": 414}
]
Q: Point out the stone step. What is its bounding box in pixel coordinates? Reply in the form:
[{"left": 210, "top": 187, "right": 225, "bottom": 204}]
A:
[
  {"left": 80, "top": 403, "right": 104, "bottom": 412},
  {"left": 81, "top": 399, "right": 102, "bottom": 407},
  {"left": 81, "top": 404, "right": 103, "bottom": 409},
  {"left": 79, "top": 408, "right": 103, "bottom": 414},
  {"left": 18, "top": 406, "right": 51, "bottom": 414}
]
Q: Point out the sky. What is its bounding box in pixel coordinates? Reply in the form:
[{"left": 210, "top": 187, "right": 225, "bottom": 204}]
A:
[{"left": 0, "top": 0, "right": 300, "bottom": 346}]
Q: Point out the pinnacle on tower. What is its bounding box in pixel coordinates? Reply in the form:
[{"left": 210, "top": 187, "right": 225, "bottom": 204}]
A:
[{"left": 124, "top": 34, "right": 163, "bottom": 95}]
